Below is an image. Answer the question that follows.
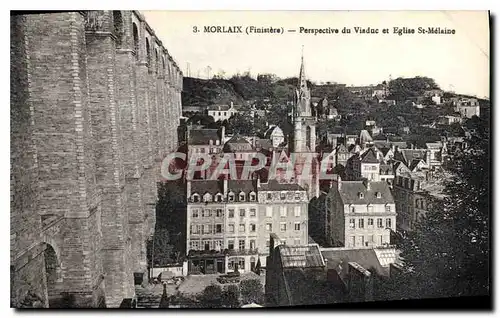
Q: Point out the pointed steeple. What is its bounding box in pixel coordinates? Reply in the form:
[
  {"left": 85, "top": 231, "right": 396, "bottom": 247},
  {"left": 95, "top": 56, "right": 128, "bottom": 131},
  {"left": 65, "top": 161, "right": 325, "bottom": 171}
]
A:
[{"left": 298, "top": 45, "right": 307, "bottom": 90}]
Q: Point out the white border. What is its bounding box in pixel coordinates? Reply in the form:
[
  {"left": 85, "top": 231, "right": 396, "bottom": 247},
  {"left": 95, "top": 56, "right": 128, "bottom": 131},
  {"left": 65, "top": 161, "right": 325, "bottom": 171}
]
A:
[{"left": 1, "top": 1, "right": 497, "bottom": 317}]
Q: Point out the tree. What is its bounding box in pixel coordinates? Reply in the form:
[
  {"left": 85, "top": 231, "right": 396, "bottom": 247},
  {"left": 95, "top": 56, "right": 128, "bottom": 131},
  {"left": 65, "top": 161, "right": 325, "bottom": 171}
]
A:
[
  {"left": 199, "top": 284, "right": 224, "bottom": 308},
  {"left": 226, "top": 113, "right": 254, "bottom": 135},
  {"left": 222, "top": 284, "right": 240, "bottom": 308},
  {"left": 391, "top": 116, "right": 490, "bottom": 299},
  {"left": 240, "top": 279, "right": 264, "bottom": 305}
]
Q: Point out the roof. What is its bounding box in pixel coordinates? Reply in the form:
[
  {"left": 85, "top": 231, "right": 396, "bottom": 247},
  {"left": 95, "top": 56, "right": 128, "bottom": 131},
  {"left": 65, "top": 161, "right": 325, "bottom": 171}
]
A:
[
  {"left": 360, "top": 148, "right": 379, "bottom": 163},
  {"left": 223, "top": 135, "right": 254, "bottom": 152},
  {"left": 338, "top": 181, "right": 394, "bottom": 205},
  {"left": 409, "top": 158, "right": 425, "bottom": 171},
  {"left": 188, "top": 129, "right": 220, "bottom": 145},
  {"left": 278, "top": 244, "right": 325, "bottom": 269},
  {"left": 399, "top": 149, "right": 427, "bottom": 166},
  {"left": 190, "top": 180, "right": 222, "bottom": 195},
  {"left": 258, "top": 179, "right": 305, "bottom": 191},
  {"left": 227, "top": 180, "right": 256, "bottom": 194},
  {"left": 264, "top": 125, "right": 284, "bottom": 139},
  {"left": 336, "top": 143, "right": 349, "bottom": 154},
  {"left": 255, "top": 138, "right": 273, "bottom": 150},
  {"left": 379, "top": 164, "right": 393, "bottom": 175},
  {"left": 321, "top": 248, "right": 387, "bottom": 281},
  {"left": 207, "top": 104, "right": 235, "bottom": 111},
  {"left": 359, "top": 130, "right": 373, "bottom": 143}
]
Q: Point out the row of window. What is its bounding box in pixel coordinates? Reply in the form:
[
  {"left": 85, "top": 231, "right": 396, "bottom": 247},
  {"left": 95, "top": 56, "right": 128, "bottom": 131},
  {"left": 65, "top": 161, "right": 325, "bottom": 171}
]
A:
[
  {"left": 191, "top": 208, "right": 257, "bottom": 219},
  {"left": 190, "top": 239, "right": 256, "bottom": 251},
  {"left": 191, "top": 206, "right": 302, "bottom": 219},
  {"left": 265, "top": 222, "right": 301, "bottom": 232},
  {"left": 349, "top": 205, "right": 392, "bottom": 213},
  {"left": 265, "top": 206, "right": 302, "bottom": 218},
  {"left": 265, "top": 192, "right": 303, "bottom": 201},
  {"left": 192, "top": 147, "right": 220, "bottom": 154},
  {"left": 347, "top": 234, "right": 389, "bottom": 248},
  {"left": 189, "top": 237, "right": 303, "bottom": 252},
  {"left": 190, "top": 221, "right": 302, "bottom": 234},
  {"left": 348, "top": 218, "right": 392, "bottom": 229},
  {"left": 191, "top": 192, "right": 257, "bottom": 203}
]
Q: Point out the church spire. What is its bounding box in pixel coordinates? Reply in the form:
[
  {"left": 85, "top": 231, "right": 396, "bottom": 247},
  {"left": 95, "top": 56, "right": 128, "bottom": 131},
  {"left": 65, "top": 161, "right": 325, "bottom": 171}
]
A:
[{"left": 298, "top": 45, "right": 307, "bottom": 90}]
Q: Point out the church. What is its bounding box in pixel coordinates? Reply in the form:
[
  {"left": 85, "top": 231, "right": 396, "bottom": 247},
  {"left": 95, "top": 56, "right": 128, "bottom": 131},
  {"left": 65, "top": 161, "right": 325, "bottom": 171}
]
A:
[{"left": 287, "top": 51, "right": 320, "bottom": 199}]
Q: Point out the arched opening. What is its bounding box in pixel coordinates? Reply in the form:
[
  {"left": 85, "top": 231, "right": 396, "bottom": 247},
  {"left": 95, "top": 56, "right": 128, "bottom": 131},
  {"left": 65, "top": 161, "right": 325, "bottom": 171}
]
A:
[
  {"left": 44, "top": 243, "right": 63, "bottom": 308},
  {"left": 145, "top": 38, "right": 151, "bottom": 71},
  {"left": 112, "top": 11, "right": 123, "bottom": 47},
  {"left": 132, "top": 23, "right": 139, "bottom": 60},
  {"left": 155, "top": 49, "right": 159, "bottom": 74},
  {"left": 306, "top": 125, "right": 311, "bottom": 150}
]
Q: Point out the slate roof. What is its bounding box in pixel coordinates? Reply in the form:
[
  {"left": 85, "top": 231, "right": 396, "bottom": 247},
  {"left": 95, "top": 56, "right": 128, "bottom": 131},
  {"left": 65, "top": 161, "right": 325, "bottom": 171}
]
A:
[
  {"left": 227, "top": 180, "right": 256, "bottom": 194},
  {"left": 360, "top": 148, "right": 379, "bottom": 163},
  {"left": 278, "top": 244, "right": 325, "bottom": 269},
  {"left": 190, "top": 180, "right": 222, "bottom": 195},
  {"left": 338, "top": 181, "right": 394, "bottom": 205},
  {"left": 255, "top": 138, "right": 273, "bottom": 150},
  {"left": 379, "top": 164, "right": 393, "bottom": 175},
  {"left": 223, "top": 134, "right": 254, "bottom": 152},
  {"left": 258, "top": 179, "right": 305, "bottom": 191},
  {"left": 321, "top": 248, "right": 388, "bottom": 281},
  {"left": 399, "top": 149, "right": 427, "bottom": 166},
  {"left": 188, "top": 129, "right": 220, "bottom": 145}
]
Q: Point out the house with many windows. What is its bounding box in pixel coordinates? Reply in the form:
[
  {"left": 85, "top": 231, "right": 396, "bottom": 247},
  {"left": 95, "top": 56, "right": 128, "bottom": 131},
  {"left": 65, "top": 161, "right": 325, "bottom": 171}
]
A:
[
  {"left": 325, "top": 178, "right": 396, "bottom": 248},
  {"left": 185, "top": 176, "right": 309, "bottom": 273}
]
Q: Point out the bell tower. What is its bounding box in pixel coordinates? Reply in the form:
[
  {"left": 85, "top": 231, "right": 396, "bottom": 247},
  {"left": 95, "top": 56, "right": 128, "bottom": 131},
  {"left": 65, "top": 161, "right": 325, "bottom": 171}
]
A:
[{"left": 290, "top": 48, "right": 319, "bottom": 198}]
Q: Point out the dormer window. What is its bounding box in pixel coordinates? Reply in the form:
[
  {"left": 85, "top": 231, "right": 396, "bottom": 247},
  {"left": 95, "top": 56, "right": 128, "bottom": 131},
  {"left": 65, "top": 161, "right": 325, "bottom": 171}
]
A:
[
  {"left": 249, "top": 192, "right": 256, "bottom": 201},
  {"left": 203, "top": 193, "right": 212, "bottom": 202},
  {"left": 239, "top": 192, "right": 246, "bottom": 201},
  {"left": 280, "top": 192, "right": 286, "bottom": 200},
  {"left": 192, "top": 194, "right": 200, "bottom": 203},
  {"left": 358, "top": 192, "right": 364, "bottom": 199},
  {"left": 215, "top": 193, "right": 223, "bottom": 202},
  {"left": 294, "top": 192, "right": 301, "bottom": 200},
  {"left": 228, "top": 192, "right": 235, "bottom": 202},
  {"left": 376, "top": 192, "right": 382, "bottom": 199}
]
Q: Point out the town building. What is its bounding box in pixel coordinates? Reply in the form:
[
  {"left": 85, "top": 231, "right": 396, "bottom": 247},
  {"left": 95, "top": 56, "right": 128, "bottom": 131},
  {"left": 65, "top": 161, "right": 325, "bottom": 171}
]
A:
[
  {"left": 207, "top": 101, "right": 238, "bottom": 121},
  {"left": 186, "top": 126, "right": 225, "bottom": 159},
  {"left": 264, "top": 125, "right": 285, "bottom": 147},
  {"left": 185, "top": 176, "right": 310, "bottom": 273},
  {"left": 325, "top": 179, "right": 396, "bottom": 248},
  {"left": 223, "top": 134, "right": 256, "bottom": 161},
  {"left": 392, "top": 166, "right": 448, "bottom": 232},
  {"left": 454, "top": 97, "right": 480, "bottom": 118},
  {"left": 265, "top": 234, "right": 398, "bottom": 306},
  {"left": 438, "top": 115, "right": 463, "bottom": 125}
]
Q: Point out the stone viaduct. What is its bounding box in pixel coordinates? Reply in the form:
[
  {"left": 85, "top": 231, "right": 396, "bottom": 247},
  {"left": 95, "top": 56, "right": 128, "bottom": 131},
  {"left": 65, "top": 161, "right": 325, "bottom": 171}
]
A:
[{"left": 10, "top": 11, "right": 182, "bottom": 307}]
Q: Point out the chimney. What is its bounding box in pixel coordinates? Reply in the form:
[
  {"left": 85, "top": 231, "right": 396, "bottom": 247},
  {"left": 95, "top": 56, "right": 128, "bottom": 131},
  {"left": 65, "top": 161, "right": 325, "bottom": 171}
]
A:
[
  {"left": 223, "top": 177, "right": 228, "bottom": 197},
  {"left": 257, "top": 175, "right": 261, "bottom": 188},
  {"left": 221, "top": 126, "right": 225, "bottom": 142},
  {"left": 187, "top": 180, "right": 192, "bottom": 197},
  {"left": 231, "top": 101, "right": 234, "bottom": 108},
  {"left": 337, "top": 175, "right": 342, "bottom": 190},
  {"left": 363, "top": 178, "right": 370, "bottom": 190}
]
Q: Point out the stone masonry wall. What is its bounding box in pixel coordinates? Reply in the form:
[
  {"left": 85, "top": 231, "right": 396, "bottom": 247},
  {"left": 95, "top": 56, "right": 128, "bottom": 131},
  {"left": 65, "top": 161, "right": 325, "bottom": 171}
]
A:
[{"left": 11, "top": 10, "right": 183, "bottom": 308}]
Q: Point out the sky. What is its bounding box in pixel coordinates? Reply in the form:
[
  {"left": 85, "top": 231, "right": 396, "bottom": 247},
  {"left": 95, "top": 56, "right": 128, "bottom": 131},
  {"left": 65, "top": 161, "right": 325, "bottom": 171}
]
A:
[{"left": 143, "top": 11, "right": 490, "bottom": 98}]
